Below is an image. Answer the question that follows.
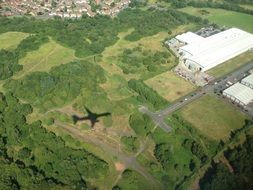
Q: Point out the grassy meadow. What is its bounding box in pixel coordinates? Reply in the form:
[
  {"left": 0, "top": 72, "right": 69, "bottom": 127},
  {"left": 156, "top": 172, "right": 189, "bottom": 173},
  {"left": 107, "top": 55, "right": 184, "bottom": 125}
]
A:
[
  {"left": 180, "top": 7, "right": 253, "bottom": 33},
  {"left": 207, "top": 52, "right": 253, "bottom": 78},
  {"left": 145, "top": 71, "right": 196, "bottom": 101},
  {"left": 0, "top": 32, "right": 29, "bottom": 50},
  {"left": 14, "top": 39, "right": 76, "bottom": 79},
  {"left": 179, "top": 95, "right": 248, "bottom": 141}
]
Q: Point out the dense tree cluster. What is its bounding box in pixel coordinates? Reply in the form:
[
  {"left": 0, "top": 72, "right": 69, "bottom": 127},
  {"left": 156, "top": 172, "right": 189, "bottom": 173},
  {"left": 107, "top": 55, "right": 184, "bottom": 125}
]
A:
[
  {"left": 118, "top": 8, "right": 202, "bottom": 41},
  {"left": 15, "top": 34, "right": 49, "bottom": 58},
  {"left": 4, "top": 60, "right": 106, "bottom": 111},
  {"left": 129, "top": 0, "right": 147, "bottom": 8},
  {"left": 200, "top": 163, "right": 247, "bottom": 190},
  {"left": 129, "top": 111, "right": 154, "bottom": 136},
  {"left": 0, "top": 8, "right": 205, "bottom": 57},
  {"left": 225, "top": 0, "right": 253, "bottom": 4},
  {"left": 128, "top": 79, "right": 168, "bottom": 109},
  {"left": 154, "top": 143, "right": 172, "bottom": 170},
  {"left": 0, "top": 92, "right": 108, "bottom": 189},
  {"left": 225, "top": 135, "right": 253, "bottom": 183},
  {"left": 119, "top": 46, "right": 171, "bottom": 74},
  {"left": 121, "top": 136, "right": 139, "bottom": 152},
  {"left": 200, "top": 135, "right": 253, "bottom": 190},
  {"left": 182, "top": 139, "right": 208, "bottom": 164},
  {"left": 0, "top": 50, "right": 20, "bottom": 80}
]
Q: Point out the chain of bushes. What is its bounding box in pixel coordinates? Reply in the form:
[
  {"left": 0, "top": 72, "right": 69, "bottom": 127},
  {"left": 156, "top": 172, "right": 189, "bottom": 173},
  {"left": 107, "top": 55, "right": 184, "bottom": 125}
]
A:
[{"left": 128, "top": 79, "right": 168, "bottom": 110}]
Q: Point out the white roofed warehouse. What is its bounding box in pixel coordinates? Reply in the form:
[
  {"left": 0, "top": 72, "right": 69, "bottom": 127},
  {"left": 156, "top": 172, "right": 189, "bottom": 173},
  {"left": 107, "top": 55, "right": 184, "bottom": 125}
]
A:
[
  {"left": 175, "top": 28, "right": 253, "bottom": 72},
  {"left": 241, "top": 74, "right": 253, "bottom": 89},
  {"left": 223, "top": 82, "right": 253, "bottom": 106}
]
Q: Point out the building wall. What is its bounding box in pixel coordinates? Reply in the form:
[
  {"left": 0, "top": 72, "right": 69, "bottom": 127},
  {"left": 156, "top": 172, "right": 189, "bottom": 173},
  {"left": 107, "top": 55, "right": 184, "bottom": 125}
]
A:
[{"left": 184, "top": 59, "right": 203, "bottom": 72}]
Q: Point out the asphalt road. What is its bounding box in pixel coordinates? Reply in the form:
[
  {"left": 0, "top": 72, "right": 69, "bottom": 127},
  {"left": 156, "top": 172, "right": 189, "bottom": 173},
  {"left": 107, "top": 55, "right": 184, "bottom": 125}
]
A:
[{"left": 139, "top": 61, "right": 253, "bottom": 132}]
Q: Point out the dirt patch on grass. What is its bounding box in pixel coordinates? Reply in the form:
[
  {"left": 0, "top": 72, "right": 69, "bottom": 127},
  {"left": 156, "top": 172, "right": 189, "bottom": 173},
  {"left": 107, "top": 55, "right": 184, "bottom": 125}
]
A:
[{"left": 115, "top": 162, "right": 126, "bottom": 171}]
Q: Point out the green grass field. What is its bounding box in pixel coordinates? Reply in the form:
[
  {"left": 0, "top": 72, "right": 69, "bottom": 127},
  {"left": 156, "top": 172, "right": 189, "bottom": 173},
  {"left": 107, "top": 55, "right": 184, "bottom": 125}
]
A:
[
  {"left": 0, "top": 32, "right": 29, "bottom": 50},
  {"left": 208, "top": 52, "right": 253, "bottom": 78},
  {"left": 116, "top": 170, "right": 155, "bottom": 190},
  {"left": 13, "top": 39, "right": 75, "bottom": 79},
  {"left": 180, "top": 95, "right": 247, "bottom": 141},
  {"left": 180, "top": 7, "right": 253, "bottom": 33},
  {"left": 100, "top": 74, "right": 132, "bottom": 101},
  {"left": 145, "top": 71, "right": 196, "bottom": 101}
]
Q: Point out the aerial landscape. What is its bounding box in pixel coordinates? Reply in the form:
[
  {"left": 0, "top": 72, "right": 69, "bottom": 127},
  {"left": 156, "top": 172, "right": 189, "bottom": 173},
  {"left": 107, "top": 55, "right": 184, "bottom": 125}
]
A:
[{"left": 0, "top": 0, "right": 253, "bottom": 189}]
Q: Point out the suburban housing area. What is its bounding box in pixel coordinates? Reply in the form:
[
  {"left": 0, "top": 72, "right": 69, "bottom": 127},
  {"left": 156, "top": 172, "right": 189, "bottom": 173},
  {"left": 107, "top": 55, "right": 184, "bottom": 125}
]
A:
[{"left": 0, "top": 0, "right": 131, "bottom": 17}]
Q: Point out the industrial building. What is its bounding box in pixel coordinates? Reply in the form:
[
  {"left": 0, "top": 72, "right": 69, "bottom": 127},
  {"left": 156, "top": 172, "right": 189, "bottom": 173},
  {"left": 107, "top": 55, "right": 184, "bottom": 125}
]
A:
[
  {"left": 241, "top": 74, "right": 253, "bottom": 89},
  {"left": 223, "top": 82, "right": 253, "bottom": 106},
  {"left": 171, "top": 28, "right": 253, "bottom": 72}
]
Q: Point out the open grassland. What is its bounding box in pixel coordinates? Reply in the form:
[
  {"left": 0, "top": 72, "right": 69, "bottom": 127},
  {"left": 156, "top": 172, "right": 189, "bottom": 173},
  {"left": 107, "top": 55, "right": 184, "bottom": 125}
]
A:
[
  {"left": 100, "top": 24, "right": 196, "bottom": 80},
  {"left": 14, "top": 39, "right": 75, "bottom": 79},
  {"left": 116, "top": 170, "right": 156, "bottom": 190},
  {"left": 103, "top": 24, "right": 196, "bottom": 59},
  {"left": 180, "top": 95, "right": 247, "bottom": 141},
  {"left": 180, "top": 7, "right": 253, "bottom": 33},
  {"left": 100, "top": 74, "right": 132, "bottom": 101},
  {"left": 145, "top": 71, "right": 196, "bottom": 101},
  {"left": 102, "top": 28, "right": 167, "bottom": 58},
  {"left": 0, "top": 32, "right": 29, "bottom": 50},
  {"left": 207, "top": 52, "right": 253, "bottom": 78}
]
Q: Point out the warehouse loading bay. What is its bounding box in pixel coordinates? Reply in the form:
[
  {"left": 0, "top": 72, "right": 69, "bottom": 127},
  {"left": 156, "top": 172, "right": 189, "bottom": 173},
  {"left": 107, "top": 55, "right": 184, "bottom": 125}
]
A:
[{"left": 214, "top": 63, "right": 253, "bottom": 116}]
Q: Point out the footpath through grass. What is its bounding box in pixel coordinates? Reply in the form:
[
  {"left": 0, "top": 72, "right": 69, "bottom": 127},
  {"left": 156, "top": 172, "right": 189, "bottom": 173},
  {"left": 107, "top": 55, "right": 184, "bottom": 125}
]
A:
[{"left": 13, "top": 39, "right": 75, "bottom": 79}]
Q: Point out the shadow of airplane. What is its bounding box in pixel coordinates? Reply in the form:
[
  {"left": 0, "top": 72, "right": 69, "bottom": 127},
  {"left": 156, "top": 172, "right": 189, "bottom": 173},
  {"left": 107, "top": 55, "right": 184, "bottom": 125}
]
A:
[{"left": 72, "top": 107, "right": 111, "bottom": 128}]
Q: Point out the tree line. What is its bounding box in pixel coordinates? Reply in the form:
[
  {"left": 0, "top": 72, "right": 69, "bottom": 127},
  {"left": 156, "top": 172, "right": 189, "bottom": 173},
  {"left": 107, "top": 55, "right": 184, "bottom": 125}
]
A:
[{"left": 128, "top": 79, "right": 168, "bottom": 110}]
